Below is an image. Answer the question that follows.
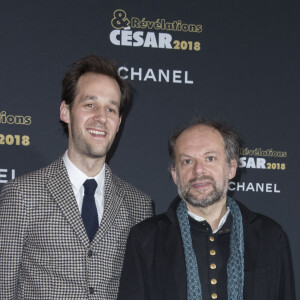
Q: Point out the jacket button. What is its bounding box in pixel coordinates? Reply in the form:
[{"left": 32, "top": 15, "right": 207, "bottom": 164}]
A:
[
  {"left": 210, "top": 249, "right": 216, "bottom": 256},
  {"left": 211, "top": 293, "right": 218, "bottom": 299},
  {"left": 211, "top": 278, "right": 217, "bottom": 285},
  {"left": 209, "top": 236, "right": 215, "bottom": 242},
  {"left": 89, "top": 287, "right": 94, "bottom": 294},
  {"left": 210, "top": 263, "right": 216, "bottom": 269}
]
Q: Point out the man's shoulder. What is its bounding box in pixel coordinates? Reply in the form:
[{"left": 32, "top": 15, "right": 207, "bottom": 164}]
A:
[
  {"left": 3, "top": 157, "right": 64, "bottom": 188},
  {"left": 237, "top": 199, "right": 284, "bottom": 236},
  {"left": 107, "top": 166, "right": 151, "bottom": 200},
  {"left": 130, "top": 212, "right": 173, "bottom": 238}
]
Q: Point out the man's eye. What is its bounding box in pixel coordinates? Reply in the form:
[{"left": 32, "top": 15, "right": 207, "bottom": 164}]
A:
[
  {"left": 107, "top": 107, "right": 116, "bottom": 113},
  {"left": 183, "top": 159, "right": 192, "bottom": 165},
  {"left": 207, "top": 156, "right": 215, "bottom": 162},
  {"left": 86, "top": 103, "right": 94, "bottom": 108}
]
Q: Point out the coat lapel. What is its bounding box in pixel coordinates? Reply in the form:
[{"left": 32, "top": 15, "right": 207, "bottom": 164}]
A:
[
  {"left": 92, "top": 165, "right": 124, "bottom": 245},
  {"left": 46, "top": 158, "right": 90, "bottom": 247},
  {"left": 165, "top": 225, "right": 187, "bottom": 300},
  {"left": 165, "top": 198, "right": 187, "bottom": 300}
]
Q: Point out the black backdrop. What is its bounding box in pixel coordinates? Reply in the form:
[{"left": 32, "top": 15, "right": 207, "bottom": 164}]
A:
[{"left": 1, "top": 0, "right": 299, "bottom": 296}]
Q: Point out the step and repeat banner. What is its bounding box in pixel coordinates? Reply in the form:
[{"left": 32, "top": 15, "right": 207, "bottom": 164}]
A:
[{"left": 1, "top": 0, "right": 299, "bottom": 295}]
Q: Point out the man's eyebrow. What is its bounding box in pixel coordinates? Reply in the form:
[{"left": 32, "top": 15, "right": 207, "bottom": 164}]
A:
[
  {"left": 178, "top": 151, "right": 218, "bottom": 158},
  {"left": 178, "top": 154, "right": 193, "bottom": 159},
  {"left": 80, "top": 95, "right": 98, "bottom": 102},
  {"left": 108, "top": 99, "right": 120, "bottom": 107},
  {"left": 80, "top": 96, "right": 119, "bottom": 107}
]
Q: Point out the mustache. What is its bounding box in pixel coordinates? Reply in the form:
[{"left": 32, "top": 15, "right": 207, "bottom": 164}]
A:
[{"left": 188, "top": 175, "right": 215, "bottom": 185}]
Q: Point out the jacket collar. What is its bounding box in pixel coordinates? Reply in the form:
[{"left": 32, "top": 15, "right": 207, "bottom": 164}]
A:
[{"left": 46, "top": 157, "right": 125, "bottom": 249}]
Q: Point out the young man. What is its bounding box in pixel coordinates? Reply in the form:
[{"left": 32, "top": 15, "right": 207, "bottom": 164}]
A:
[
  {"left": 118, "top": 119, "right": 295, "bottom": 300},
  {"left": 0, "top": 55, "right": 153, "bottom": 299}
]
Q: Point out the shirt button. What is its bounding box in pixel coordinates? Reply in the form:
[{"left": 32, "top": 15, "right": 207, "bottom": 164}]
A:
[
  {"left": 211, "top": 278, "right": 217, "bottom": 285},
  {"left": 209, "top": 236, "right": 215, "bottom": 242},
  {"left": 210, "top": 249, "right": 216, "bottom": 256},
  {"left": 88, "top": 250, "right": 93, "bottom": 257},
  {"left": 211, "top": 293, "right": 218, "bottom": 299},
  {"left": 89, "top": 287, "right": 94, "bottom": 294},
  {"left": 210, "top": 263, "right": 216, "bottom": 269}
]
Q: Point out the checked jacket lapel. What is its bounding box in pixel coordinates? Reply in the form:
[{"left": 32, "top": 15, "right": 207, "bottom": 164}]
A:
[
  {"left": 91, "top": 165, "right": 124, "bottom": 245},
  {"left": 46, "top": 158, "right": 90, "bottom": 247}
]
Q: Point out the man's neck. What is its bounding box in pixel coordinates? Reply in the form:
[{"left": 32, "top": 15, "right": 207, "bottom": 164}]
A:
[
  {"left": 67, "top": 150, "right": 105, "bottom": 177},
  {"left": 186, "top": 198, "right": 227, "bottom": 232}
]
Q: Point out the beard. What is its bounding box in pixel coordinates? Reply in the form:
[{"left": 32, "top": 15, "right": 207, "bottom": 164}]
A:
[
  {"left": 176, "top": 172, "right": 229, "bottom": 208},
  {"left": 69, "top": 118, "right": 113, "bottom": 159}
]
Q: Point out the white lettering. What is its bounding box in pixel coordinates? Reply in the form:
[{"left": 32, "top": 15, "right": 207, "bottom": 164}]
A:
[
  {"left": 121, "top": 30, "right": 133, "bottom": 46},
  {"left": 256, "top": 183, "right": 264, "bottom": 192},
  {"left": 239, "top": 157, "right": 266, "bottom": 169},
  {"left": 228, "top": 181, "right": 281, "bottom": 193},
  {"left": 144, "top": 69, "right": 157, "bottom": 81},
  {"left": 158, "top": 69, "right": 169, "bottom": 82},
  {"left": 228, "top": 181, "right": 235, "bottom": 191},
  {"left": 144, "top": 32, "right": 158, "bottom": 48},
  {"left": 118, "top": 67, "right": 128, "bottom": 79},
  {"left": 274, "top": 184, "right": 280, "bottom": 193},
  {"left": 158, "top": 33, "right": 172, "bottom": 49},
  {"left": 236, "top": 182, "right": 245, "bottom": 191},
  {"left": 185, "top": 71, "right": 194, "bottom": 84},
  {"left": 0, "top": 169, "right": 15, "bottom": 183},
  {"left": 110, "top": 30, "right": 173, "bottom": 49},
  {"left": 256, "top": 158, "right": 266, "bottom": 169},
  {"left": 173, "top": 70, "right": 182, "bottom": 83},
  {"left": 246, "top": 182, "right": 255, "bottom": 192},
  {"left": 132, "top": 31, "right": 144, "bottom": 46},
  {"left": 109, "top": 30, "right": 121, "bottom": 45},
  {"left": 131, "top": 68, "right": 143, "bottom": 80},
  {"left": 266, "top": 183, "right": 272, "bottom": 192},
  {"left": 247, "top": 157, "right": 256, "bottom": 168},
  {"left": 117, "top": 66, "right": 194, "bottom": 85},
  {"left": 239, "top": 157, "right": 247, "bottom": 168}
]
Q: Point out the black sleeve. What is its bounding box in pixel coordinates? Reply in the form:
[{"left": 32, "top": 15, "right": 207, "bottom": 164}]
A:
[
  {"left": 117, "top": 229, "right": 149, "bottom": 300},
  {"left": 278, "top": 230, "right": 296, "bottom": 300}
]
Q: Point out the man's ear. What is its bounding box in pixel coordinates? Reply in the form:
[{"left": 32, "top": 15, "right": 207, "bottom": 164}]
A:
[
  {"left": 228, "top": 158, "right": 238, "bottom": 180},
  {"left": 60, "top": 101, "right": 70, "bottom": 124},
  {"left": 116, "top": 116, "right": 122, "bottom": 133},
  {"left": 171, "top": 166, "right": 177, "bottom": 185}
]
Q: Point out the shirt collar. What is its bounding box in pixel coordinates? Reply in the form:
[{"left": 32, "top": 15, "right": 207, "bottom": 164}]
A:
[
  {"left": 188, "top": 207, "right": 230, "bottom": 234},
  {"left": 63, "top": 150, "right": 105, "bottom": 192}
]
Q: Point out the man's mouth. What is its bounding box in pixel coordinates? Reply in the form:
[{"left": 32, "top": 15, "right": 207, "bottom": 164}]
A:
[
  {"left": 192, "top": 181, "right": 211, "bottom": 189},
  {"left": 87, "top": 129, "right": 106, "bottom": 136}
]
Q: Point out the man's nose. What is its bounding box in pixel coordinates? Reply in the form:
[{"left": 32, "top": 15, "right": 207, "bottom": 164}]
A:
[
  {"left": 94, "top": 107, "right": 107, "bottom": 123},
  {"left": 193, "top": 160, "right": 206, "bottom": 176}
]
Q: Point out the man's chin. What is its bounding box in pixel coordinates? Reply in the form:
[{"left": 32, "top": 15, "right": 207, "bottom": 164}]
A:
[{"left": 184, "top": 193, "right": 222, "bottom": 208}]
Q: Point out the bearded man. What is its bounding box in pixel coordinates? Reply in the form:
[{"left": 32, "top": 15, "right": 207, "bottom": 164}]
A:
[{"left": 117, "top": 119, "right": 295, "bottom": 300}]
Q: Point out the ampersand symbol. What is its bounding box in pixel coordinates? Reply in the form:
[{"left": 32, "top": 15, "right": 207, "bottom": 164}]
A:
[{"left": 111, "top": 9, "right": 130, "bottom": 29}]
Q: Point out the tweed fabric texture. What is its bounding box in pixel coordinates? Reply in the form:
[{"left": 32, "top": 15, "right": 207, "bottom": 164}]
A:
[
  {"left": 177, "top": 200, "right": 203, "bottom": 300},
  {"left": 0, "top": 157, "right": 153, "bottom": 299},
  {"left": 227, "top": 197, "right": 244, "bottom": 300},
  {"left": 176, "top": 197, "right": 244, "bottom": 300}
]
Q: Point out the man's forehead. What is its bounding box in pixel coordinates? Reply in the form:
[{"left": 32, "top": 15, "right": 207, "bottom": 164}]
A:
[{"left": 175, "top": 125, "right": 225, "bottom": 153}]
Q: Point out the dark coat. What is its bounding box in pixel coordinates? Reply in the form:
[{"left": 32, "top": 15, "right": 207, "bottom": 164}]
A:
[{"left": 118, "top": 198, "right": 295, "bottom": 300}]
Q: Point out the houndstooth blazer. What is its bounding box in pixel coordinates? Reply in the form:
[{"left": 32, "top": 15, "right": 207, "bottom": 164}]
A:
[{"left": 0, "top": 157, "right": 154, "bottom": 299}]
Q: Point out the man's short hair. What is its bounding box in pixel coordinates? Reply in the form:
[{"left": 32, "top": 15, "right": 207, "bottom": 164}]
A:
[
  {"left": 61, "top": 55, "right": 131, "bottom": 134},
  {"left": 168, "top": 118, "right": 240, "bottom": 168}
]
